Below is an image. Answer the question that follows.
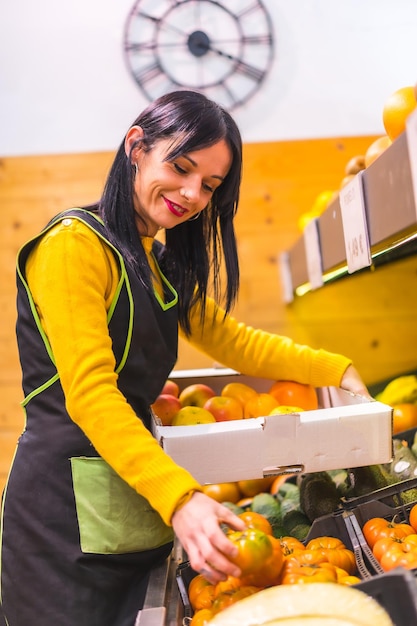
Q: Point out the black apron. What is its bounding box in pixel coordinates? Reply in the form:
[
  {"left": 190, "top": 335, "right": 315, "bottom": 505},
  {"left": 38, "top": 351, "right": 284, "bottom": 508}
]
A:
[{"left": 0, "top": 209, "right": 178, "bottom": 626}]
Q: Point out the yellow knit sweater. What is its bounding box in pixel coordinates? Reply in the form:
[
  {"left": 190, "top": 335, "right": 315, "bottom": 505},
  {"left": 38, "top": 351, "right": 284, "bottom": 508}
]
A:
[{"left": 25, "top": 218, "right": 351, "bottom": 525}]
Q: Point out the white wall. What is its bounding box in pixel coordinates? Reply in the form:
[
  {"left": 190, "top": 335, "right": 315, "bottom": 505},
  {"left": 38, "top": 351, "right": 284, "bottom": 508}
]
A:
[{"left": 1, "top": 0, "right": 416, "bottom": 157}]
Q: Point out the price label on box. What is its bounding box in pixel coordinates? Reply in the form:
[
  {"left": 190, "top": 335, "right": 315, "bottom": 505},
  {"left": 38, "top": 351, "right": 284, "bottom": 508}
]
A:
[
  {"left": 279, "top": 251, "right": 294, "bottom": 303},
  {"left": 406, "top": 107, "right": 417, "bottom": 218},
  {"left": 303, "top": 218, "right": 323, "bottom": 289},
  {"left": 339, "top": 171, "right": 371, "bottom": 273}
]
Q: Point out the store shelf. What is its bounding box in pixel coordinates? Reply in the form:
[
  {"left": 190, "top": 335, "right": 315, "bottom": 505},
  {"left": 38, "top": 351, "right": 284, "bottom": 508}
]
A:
[{"left": 283, "top": 127, "right": 417, "bottom": 299}]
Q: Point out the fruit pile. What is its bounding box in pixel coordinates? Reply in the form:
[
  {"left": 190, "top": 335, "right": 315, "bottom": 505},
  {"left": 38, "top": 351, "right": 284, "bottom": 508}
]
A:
[
  {"left": 188, "top": 515, "right": 360, "bottom": 625},
  {"left": 297, "top": 83, "right": 417, "bottom": 231},
  {"left": 361, "top": 504, "right": 417, "bottom": 572},
  {"left": 151, "top": 379, "right": 318, "bottom": 427}
]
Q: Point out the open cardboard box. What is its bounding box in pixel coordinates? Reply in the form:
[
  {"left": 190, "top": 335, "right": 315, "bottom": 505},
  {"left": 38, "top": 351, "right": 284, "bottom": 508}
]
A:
[{"left": 151, "top": 368, "right": 393, "bottom": 484}]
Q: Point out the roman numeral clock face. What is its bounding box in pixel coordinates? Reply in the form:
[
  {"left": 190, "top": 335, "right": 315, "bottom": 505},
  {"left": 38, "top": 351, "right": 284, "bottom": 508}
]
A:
[{"left": 123, "top": 0, "right": 275, "bottom": 111}]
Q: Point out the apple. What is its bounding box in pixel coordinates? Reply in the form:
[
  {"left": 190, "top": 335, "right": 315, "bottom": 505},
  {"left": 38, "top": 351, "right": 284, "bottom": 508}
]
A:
[
  {"left": 179, "top": 383, "right": 216, "bottom": 408},
  {"left": 151, "top": 393, "right": 182, "bottom": 426},
  {"left": 221, "top": 381, "right": 258, "bottom": 408},
  {"left": 171, "top": 406, "right": 216, "bottom": 426},
  {"left": 161, "top": 379, "right": 180, "bottom": 398},
  {"left": 269, "top": 405, "right": 305, "bottom": 415},
  {"left": 203, "top": 395, "right": 243, "bottom": 422}
]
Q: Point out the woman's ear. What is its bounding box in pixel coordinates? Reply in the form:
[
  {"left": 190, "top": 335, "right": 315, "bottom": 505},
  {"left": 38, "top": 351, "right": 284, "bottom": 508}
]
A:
[{"left": 124, "top": 125, "right": 144, "bottom": 162}]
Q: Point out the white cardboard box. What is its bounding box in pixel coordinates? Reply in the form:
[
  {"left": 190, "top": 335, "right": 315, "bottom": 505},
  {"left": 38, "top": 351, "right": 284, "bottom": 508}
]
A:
[{"left": 151, "top": 369, "right": 393, "bottom": 484}]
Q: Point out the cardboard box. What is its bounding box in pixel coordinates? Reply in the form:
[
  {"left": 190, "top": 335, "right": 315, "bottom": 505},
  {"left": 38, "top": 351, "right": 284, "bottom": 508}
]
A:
[
  {"left": 362, "top": 132, "right": 417, "bottom": 246},
  {"left": 287, "top": 234, "right": 309, "bottom": 289},
  {"left": 151, "top": 369, "right": 393, "bottom": 484},
  {"left": 317, "top": 195, "right": 347, "bottom": 272}
]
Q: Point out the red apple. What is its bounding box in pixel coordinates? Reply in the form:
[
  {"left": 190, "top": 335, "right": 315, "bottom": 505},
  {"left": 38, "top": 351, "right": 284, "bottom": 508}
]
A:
[
  {"left": 203, "top": 396, "right": 243, "bottom": 422},
  {"left": 161, "top": 379, "right": 180, "bottom": 398},
  {"left": 179, "top": 383, "right": 216, "bottom": 408},
  {"left": 171, "top": 406, "right": 216, "bottom": 426},
  {"left": 151, "top": 393, "right": 181, "bottom": 426}
]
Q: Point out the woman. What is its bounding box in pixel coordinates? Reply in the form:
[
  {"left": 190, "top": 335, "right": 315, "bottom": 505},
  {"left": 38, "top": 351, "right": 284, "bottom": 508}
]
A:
[{"left": 0, "top": 90, "right": 368, "bottom": 626}]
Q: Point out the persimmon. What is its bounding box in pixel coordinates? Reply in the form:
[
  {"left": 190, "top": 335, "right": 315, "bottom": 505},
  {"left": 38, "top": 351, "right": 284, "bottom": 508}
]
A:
[{"left": 268, "top": 381, "right": 318, "bottom": 411}]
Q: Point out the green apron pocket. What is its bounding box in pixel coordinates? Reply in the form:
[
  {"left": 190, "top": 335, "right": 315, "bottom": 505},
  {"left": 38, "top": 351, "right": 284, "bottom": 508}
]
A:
[{"left": 70, "top": 456, "right": 174, "bottom": 554}]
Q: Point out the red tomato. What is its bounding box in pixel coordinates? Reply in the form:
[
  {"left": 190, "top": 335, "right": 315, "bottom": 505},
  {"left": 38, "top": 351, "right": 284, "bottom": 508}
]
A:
[
  {"left": 374, "top": 534, "right": 417, "bottom": 571},
  {"left": 362, "top": 516, "right": 415, "bottom": 549}
]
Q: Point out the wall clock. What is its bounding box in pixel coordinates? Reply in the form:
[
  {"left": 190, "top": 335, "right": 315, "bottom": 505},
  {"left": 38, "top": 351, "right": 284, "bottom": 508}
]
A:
[{"left": 123, "top": 0, "right": 275, "bottom": 111}]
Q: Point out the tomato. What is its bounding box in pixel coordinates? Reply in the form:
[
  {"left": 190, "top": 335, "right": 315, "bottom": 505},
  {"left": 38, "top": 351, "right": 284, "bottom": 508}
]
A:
[
  {"left": 214, "top": 576, "right": 241, "bottom": 598},
  {"left": 375, "top": 534, "right": 417, "bottom": 572},
  {"left": 240, "top": 535, "right": 284, "bottom": 587},
  {"left": 228, "top": 528, "right": 273, "bottom": 576},
  {"left": 279, "top": 536, "right": 305, "bottom": 556},
  {"left": 190, "top": 608, "right": 213, "bottom": 626},
  {"left": 362, "top": 516, "right": 415, "bottom": 549},
  {"left": 238, "top": 511, "right": 273, "bottom": 536},
  {"left": 409, "top": 503, "right": 417, "bottom": 532},
  {"left": 283, "top": 549, "right": 328, "bottom": 570},
  {"left": 281, "top": 562, "right": 338, "bottom": 585},
  {"left": 306, "top": 536, "right": 356, "bottom": 574},
  {"left": 211, "top": 586, "right": 260, "bottom": 615},
  {"left": 189, "top": 575, "right": 215, "bottom": 610}
]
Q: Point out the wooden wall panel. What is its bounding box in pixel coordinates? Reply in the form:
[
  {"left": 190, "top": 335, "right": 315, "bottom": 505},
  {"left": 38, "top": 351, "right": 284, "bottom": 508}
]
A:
[{"left": 2, "top": 135, "right": 417, "bottom": 491}]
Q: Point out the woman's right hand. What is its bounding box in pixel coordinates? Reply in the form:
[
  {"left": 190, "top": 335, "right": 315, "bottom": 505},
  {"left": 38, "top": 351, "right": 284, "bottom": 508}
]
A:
[{"left": 171, "top": 491, "right": 246, "bottom": 583}]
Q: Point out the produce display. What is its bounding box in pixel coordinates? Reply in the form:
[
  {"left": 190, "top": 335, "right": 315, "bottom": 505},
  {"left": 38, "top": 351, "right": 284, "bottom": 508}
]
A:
[{"left": 296, "top": 83, "right": 417, "bottom": 229}]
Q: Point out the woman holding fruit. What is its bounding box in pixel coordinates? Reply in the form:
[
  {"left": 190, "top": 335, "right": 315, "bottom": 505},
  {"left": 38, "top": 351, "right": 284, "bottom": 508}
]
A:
[{"left": 0, "top": 90, "right": 368, "bottom": 626}]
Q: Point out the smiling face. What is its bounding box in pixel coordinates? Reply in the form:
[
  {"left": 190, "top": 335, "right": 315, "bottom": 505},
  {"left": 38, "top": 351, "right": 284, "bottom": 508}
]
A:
[{"left": 125, "top": 126, "right": 232, "bottom": 237}]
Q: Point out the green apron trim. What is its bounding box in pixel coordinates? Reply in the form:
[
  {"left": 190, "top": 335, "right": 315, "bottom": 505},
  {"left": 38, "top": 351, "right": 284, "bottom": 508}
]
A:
[{"left": 70, "top": 457, "right": 174, "bottom": 554}]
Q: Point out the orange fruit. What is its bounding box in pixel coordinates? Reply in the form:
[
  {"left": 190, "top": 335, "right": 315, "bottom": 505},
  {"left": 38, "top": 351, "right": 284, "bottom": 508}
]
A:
[
  {"left": 244, "top": 393, "right": 278, "bottom": 418},
  {"left": 268, "top": 381, "right": 318, "bottom": 411},
  {"left": 202, "top": 482, "right": 242, "bottom": 504},
  {"left": 364, "top": 136, "right": 392, "bottom": 167},
  {"left": 392, "top": 403, "right": 417, "bottom": 435},
  {"left": 238, "top": 511, "right": 273, "bottom": 536},
  {"left": 237, "top": 477, "right": 275, "bottom": 497},
  {"left": 382, "top": 86, "right": 417, "bottom": 141},
  {"left": 221, "top": 382, "right": 258, "bottom": 408},
  {"left": 190, "top": 608, "right": 213, "bottom": 626}
]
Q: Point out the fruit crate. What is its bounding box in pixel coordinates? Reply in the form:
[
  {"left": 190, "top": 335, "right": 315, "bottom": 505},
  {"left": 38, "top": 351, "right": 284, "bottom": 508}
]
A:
[{"left": 175, "top": 560, "right": 417, "bottom": 626}]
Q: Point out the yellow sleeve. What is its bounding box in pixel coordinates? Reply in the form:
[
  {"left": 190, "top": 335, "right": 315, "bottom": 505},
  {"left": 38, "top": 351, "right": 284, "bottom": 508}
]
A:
[
  {"left": 26, "top": 218, "right": 201, "bottom": 525},
  {"left": 181, "top": 298, "right": 352, "bottom": 388}
]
